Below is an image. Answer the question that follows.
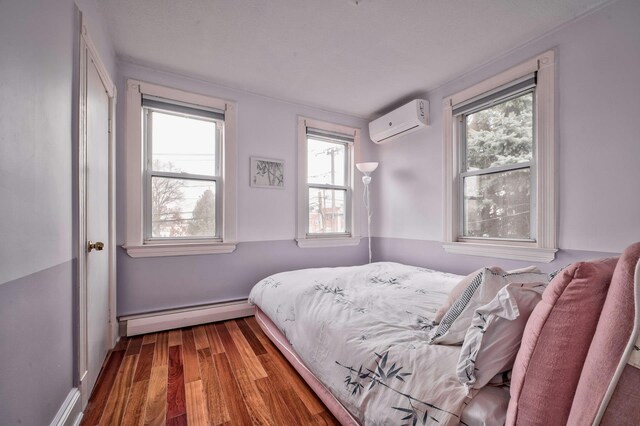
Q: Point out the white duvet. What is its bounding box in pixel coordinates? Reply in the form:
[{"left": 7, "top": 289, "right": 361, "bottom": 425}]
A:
[{"left": 249, "top": 262, "right": 474, "bottom": 425}]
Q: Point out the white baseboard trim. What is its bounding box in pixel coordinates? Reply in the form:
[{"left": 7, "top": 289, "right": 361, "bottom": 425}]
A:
[
  {"left": 50, "top": 388, "right": 82, "bottom": 426},
  {"left": 120, "top": 299, "right": 255, "bottom": 336}
]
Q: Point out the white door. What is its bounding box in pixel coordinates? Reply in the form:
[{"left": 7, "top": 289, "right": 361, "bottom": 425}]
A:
[{"left": 84, "top": 55, "right": 111, "bottom": 397}]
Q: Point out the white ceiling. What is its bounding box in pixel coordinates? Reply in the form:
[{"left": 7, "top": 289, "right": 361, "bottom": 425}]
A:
[{"left": 100, "top": 0, "right": 607, "bottom": 118}]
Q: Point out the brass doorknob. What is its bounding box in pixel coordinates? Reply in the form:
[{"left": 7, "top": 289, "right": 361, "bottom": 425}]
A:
[{"left": 88, "top": 241, "right": 105, "bottom": 252}]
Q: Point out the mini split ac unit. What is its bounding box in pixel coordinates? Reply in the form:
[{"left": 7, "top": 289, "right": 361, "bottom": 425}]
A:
[{"left": 369, "top": 99, "right": 429, "bottom": 144}]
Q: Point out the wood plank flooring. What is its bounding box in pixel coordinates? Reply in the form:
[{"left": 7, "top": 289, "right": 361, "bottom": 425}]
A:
[{"left": 81, "top": 317, "right": 339, "bottom": 425}]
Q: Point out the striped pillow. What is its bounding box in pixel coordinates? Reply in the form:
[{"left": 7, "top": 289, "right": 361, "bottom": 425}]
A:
[{"left": 429, "top": 269, "right": 550, "bottom": 345}]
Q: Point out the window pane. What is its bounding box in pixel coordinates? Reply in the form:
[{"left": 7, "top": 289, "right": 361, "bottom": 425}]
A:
[
  {"left": 308, "top": 188, "right": 346, "bottom": 234},
  {"left": 463, "top": 168, "right": 531, "bottom": 239},
  {"left": 151, "top": 177, "right": 216, "bottom": 238},
  {"left": 307, "top": 138, "right": 346, "bottom": 185},
  {"left": 465, "top": 92, "right": 533, "bottom": 171},
  {"left": 150, "top": 110, "right": 217, "bottom": 176}
]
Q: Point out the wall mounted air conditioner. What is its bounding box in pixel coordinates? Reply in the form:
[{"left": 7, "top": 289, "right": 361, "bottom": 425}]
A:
[{"left": 369, "top": 99, "right": 429, "bottom": 144}]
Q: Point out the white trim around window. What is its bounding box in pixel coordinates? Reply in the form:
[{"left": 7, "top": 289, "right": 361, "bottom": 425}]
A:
[
  {"left": 442, "top": 50, "right": 557, "bottom": 262},
  {"left": 123, "top": 80, "right": 237, "bottom": 257},
  {"left": 296, "top": 116, "right": 361, "bottom": 248}
]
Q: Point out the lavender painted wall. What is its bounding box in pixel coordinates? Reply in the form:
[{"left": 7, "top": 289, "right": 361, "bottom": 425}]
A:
[
  {"left": 374, "top": 0, "right": 640, "bottom": 255},
  {"left": 118, "top": 241, "right": 368, "bottom": 315},
  {"left": 116, "top": 62, "right": 375, "bottom": 315},
  {"left": 0, "top": 1, "right": 115, "bottom": 424},
  {"left": 0, "top": 262, "right": 75, "bottom": 425},
  {"left": 372, "top": 237, "right": 618, "bottom": 276}
]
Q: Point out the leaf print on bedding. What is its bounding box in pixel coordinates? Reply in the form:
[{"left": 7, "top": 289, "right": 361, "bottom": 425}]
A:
[
  {"left": 336, "top": 351, "right": 457, "bottom": 425},
  {"left": 370, "top": 276, "right": 401, "bottom": 286},
  {"left": 473, "top": 312, "right": 488, "bottom": 334},
  {"left": 416, "top": 316, "right": 436, "bottom": 332},
  {"left": 406, "top": 310, "right": 436, "bottom": 332},
  {"left": 369, "top": 274, "right": 411, "bottom": 290},
  {"left": 463, "top": 346, "right": 479, "bottom": 382},
  {"left": 314, "top": 283, "right": 345, "bottom": 296},
  {"left": 314, "top": 282, "right": 368, "bottom": 313},
  {"left": 260, "top": 277, "right": 282, "bottom": 288}
]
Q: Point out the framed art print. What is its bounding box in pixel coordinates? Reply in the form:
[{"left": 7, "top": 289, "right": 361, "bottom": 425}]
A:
[{"left": 250, "top": 157, "right": 285, "bottom": 189}]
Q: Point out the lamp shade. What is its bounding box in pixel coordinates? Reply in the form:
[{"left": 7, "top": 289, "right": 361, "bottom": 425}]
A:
[{"left": 356, "top": 162, "right": 379, "bottom": 174}]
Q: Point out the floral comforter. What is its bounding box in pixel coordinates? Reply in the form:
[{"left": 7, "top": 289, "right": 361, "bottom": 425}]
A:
[{"left": 248, "top": 262, "right": 473, "bottom": 425}]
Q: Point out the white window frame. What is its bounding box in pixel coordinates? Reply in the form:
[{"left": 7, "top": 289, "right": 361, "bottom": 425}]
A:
[
  {"left": 442, "top": 50, "right": 557, "bottom": 262},
  {"left": 123, "top": 80, "right": 237, "bottom": 257},
  {"left": 297, "top": 116, "right": 361, "bottom": 248}
]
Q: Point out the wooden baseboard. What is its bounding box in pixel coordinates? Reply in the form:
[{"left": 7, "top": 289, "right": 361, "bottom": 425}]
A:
[
  {"left": 50, "top": 388, "right": 82, "bottom": 426},
  {"left": 119, "top": 299, "right": 255, "bottom": 336}
]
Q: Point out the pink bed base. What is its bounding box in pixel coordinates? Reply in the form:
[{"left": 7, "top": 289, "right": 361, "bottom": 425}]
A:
[{"left": 254, "top": 308, "right": 359, "bottom": 425}]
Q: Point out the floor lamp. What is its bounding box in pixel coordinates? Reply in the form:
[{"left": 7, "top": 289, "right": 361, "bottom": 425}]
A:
[{"left": 356, "top": 162, "right": 379, "bottom": 264}]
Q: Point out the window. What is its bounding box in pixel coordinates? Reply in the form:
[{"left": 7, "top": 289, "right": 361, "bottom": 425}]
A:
[
  {"left": 144, "top": 98, "right": 222, "bottom": 240},
  {"left": 458, "top": 80, "right": 534, "bottom": 241},
  {"left": 443, "top": 50, "right": 557, "bottom": 262},
  {"left": 124, "top": 80, "right": 237, "bottom": 257},
  {"left": 297, "top": 117, "right": 360, "bottom": 248}
]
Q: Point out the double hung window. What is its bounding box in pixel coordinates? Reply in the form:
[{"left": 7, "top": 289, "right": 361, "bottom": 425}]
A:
[
  {"left": 306, "top": 128, "right": 352, "bottom": 235},
  {"left": 443, "top": 50, "right": 556, "bottom": 262},
  {"left": 456, "top": 77, "right": 535, "bottom": 241},
  {"left": 143, "top": 97, "right": 223, "bottom": 240},
  {"left": 297, "top": 117, "right": 360, "bottom": 247},
  {"left": 124, "top": 80, "right": 237, "bottom": 257}
]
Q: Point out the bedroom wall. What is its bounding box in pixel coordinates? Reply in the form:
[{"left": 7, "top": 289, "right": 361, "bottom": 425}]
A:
[
  {"left": 372, "top": 0, "right": 640, "bottom": 271},
  {"left": 116, "top": 62, "right": 373, "bottom": 316},
  {"left": 0, "top": 1, "right": 115, "bottom": 424}
]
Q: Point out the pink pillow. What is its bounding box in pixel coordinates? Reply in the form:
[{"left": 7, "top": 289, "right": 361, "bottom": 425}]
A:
[
  {"left": 434, "top": 267, "right": 505, "bottom": 323},
  {"left": 506, "top": 257, "right": 618, "bottom": 426},
  {"left": 567, "top": 242, "right": 640, "bottom": 425}
]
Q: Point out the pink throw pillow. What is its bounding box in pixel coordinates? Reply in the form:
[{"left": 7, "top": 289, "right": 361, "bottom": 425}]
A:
[
  {"left": 567, "top": 242, "right": 640, "bottom": 425},
  {"left": 506, "top": 257, "right": 618, "bottom": 426}
]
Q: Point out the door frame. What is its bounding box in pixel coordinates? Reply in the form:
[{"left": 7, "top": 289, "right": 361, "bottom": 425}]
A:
[{"left": 77, "top": 13, "right": 117, "bottom": 409}]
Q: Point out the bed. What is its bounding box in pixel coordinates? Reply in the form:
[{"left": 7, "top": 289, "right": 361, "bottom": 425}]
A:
[{"left": 248, "top": 244, "right": 640, "bottom": 425}]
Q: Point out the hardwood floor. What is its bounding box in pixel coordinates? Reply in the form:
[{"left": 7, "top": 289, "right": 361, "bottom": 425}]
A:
[{"left": 81, "top": 317, "right": 339, "bottom": 425}]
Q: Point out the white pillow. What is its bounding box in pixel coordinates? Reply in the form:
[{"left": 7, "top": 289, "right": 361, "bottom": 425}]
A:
[
  {"left": 507, "top": 265, "right": 541, "bottom": 274},
  {"left": 433, "top": 266, "right": 540, "bottom": 324},
  {"left": 456, "top": 282, "right": 546, "bottom": 390},
  {"left": 433, "top": 267, "right": 505, "bottom": 324},
  {"left": 428, "top": 269, "right": 549, "bottom": 345}
]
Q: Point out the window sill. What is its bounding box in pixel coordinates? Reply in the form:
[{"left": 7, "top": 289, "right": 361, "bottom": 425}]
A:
[
  {"left": 442, "top": 242, "right": 557, "bottom": 263},
  {"left": 123, "top": 241, "right": 237, "bottom": 258},
  {"left": 296, "top": 236, "right": 361, "bottom": 248}
]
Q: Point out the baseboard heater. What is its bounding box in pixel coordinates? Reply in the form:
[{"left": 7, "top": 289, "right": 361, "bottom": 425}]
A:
[{"left": 119, "top": 299, "right": 255, "bottom": 336}]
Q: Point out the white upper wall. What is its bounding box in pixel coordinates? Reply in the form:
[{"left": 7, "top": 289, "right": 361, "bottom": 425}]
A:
[{"left": 374, "top": 0, "right": 640, "bottom": 253}]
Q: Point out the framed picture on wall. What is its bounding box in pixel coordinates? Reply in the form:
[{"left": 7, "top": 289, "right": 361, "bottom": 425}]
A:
[{"left": 250, "top": 157, "right": 285, "bottom": 189}]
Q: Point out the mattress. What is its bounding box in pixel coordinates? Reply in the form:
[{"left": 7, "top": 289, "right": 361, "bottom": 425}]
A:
[
  {"left": 255, "top": 308, "right": 510, "bottom": 426},
  {"left": 249, "top": 262, "right": 505, "bottom": 425}
]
